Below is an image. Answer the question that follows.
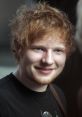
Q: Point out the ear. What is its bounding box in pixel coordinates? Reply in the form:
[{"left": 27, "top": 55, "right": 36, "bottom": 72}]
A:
[{"left": 14, "top": 39, "right": 23, "bottom": 60}]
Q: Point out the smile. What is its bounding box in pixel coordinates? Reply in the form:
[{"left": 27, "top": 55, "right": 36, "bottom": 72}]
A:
[{"left": 35, "top": 67, "right": 54, "bottom": 75}]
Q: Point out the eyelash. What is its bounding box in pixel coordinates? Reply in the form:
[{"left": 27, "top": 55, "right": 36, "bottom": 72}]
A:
[
  {"left": 54, "top": 49, "right": 64, "bottom": 54},
  {"left": 33, "top": 48, "right": 45, "bottom": 52},
  {"left": 31, "top": 47, "right": 65, "bottom": 54},
  {"left": 54, "top": 49, "right": 62, "bottom": 52}
]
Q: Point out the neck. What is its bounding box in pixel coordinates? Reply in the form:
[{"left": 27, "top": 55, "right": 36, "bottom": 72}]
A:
[{"left": 14, "top": 66, "right": 48, "bottom": 92}]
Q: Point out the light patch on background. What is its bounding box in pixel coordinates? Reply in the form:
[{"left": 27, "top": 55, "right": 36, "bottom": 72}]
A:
[{"left": 75, "top": 0, "right": 82, "bottom": 53}]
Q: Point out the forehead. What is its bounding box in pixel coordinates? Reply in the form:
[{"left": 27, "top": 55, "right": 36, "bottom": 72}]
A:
[
  {"left": 31, "top": 34, "right": 66, "bottom": 49},
  {"left": 27, "top": 28, "right": 67, "bottom": 47}
]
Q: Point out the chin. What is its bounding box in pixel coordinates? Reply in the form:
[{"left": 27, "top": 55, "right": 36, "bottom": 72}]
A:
[{"left": 33, "top": 76, "right": 55, "bottom": 85}]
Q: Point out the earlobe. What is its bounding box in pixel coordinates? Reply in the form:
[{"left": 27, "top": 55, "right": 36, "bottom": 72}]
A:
[
  {"left": 14, "top": 39, "right": 25, "bottom": 60},
  {"left": 18, "top": 48, "right": 25, "bottom": 60}
]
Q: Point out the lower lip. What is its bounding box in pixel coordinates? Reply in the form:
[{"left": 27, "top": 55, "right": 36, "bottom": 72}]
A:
[{"left": 37, "top": 69, "right": 53, "bottom": 75}]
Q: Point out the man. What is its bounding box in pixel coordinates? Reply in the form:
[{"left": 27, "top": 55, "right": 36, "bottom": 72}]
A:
[{"left": 0, "top": 2, "right": 75, "bottom": 117}]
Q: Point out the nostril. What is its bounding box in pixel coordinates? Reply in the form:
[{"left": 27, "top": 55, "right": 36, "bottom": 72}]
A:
[{"left": 42, "top": 57, "right": 54, "bottom": 65}]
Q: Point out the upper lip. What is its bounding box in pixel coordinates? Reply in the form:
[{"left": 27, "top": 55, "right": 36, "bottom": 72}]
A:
[{"left": 35, "top": 66, "right": 55, "bottom": 70}]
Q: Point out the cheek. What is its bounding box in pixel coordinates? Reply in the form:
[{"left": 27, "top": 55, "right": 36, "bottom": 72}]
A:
[
  {"left": 55, "top": 55, "right": 66, "bottom": 66},
  {"left": 26, "top": 51, "right": 42, "bottom": 63}
]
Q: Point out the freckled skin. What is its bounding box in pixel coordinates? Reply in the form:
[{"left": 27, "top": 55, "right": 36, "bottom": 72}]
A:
[{"left": 18, "top": 35, "right": 66, "bottom": 89}]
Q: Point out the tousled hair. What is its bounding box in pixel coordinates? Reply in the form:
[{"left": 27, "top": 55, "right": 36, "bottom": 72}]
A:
[{"left": 9, "top": 2, "right": 75, "bottom": 61}]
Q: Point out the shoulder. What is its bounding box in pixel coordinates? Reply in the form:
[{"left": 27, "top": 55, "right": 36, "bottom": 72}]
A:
[
  {"left": 0, "top": 74, "right": 12, "bottom": 99},
  {"left": 0, "top": 89, "right": 10, "bottom": 116},
  {"left": 50, "top": 83, "right": 66, "bottom": 104},
  {"left": 0, "top": 73, "right": 13, "bottom": 87},
  {"left": 78, "top": 87, "right": 82, "bottom": 108},
  {"left": 55, "top": 84, "right": 66, "bottom": 102},
  {"left": 0, "top": 73, "right": 17, "bottom": 98},
  {"left": 77, "top": 87, "right": 82, "bottom": 116},
  {"left": 0, "top": 75, "right": 10, "bottom": 116},
  {"left": 49, "top": 83, "right": 67, "bottom": 116}
]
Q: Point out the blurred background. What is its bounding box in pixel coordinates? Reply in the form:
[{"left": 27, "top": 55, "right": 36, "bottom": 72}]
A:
[
  {"left": 0, "top": 0, "right": 24, "bottom": 77},
  {"left": 0, "top": 0, "right": 37, "bottom": 77}
]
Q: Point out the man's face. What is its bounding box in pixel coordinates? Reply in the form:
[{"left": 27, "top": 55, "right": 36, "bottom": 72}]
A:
[{"left": 20, "top": 34, "right": 67, "bottom": 85}]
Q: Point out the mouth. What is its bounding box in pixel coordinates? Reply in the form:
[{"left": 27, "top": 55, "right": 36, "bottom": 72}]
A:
[{"left": 35, "top": 66, "right": 55, "bottom": 75}]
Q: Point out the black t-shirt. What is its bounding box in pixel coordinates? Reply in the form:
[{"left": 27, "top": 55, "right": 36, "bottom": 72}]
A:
[{"left": 0, "top": 73, "right": 66, "bottom": 117}]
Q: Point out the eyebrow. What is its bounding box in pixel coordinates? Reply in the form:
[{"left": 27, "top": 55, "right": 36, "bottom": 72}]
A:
[
  {"left": 54, "top": 46, "right": 66, "bottom": 49},
  {"left": 30, "top": 45, "right": 46, "bottom": 48},
  {"left": 29, "top": 45, "right": 66, "bottom": 50}
]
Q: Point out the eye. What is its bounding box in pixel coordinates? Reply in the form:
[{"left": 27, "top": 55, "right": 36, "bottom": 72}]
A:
[
  {"left": 32, "top": 47, "right": 45, "bottom": 53},
  {"left": 54, "top": 48, "right": 65, "bottom": 54}
]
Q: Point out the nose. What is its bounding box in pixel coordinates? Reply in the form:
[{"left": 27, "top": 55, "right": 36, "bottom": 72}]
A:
[{"left": 42, "top": 50, "right": 54, "bottom": 65}]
